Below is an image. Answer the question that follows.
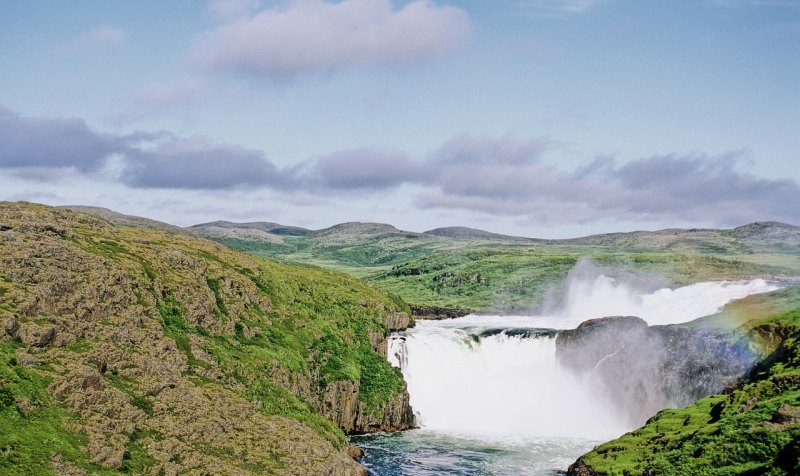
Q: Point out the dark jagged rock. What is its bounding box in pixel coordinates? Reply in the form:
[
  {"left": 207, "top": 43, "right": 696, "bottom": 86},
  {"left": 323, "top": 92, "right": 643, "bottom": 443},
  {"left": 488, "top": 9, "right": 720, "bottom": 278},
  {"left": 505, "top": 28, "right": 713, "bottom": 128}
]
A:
[
  {"left": 556, "top": 315, "right": 757, "bottom": 426},
  {"left": 410, "top": 304, "right": 471, "bottom": 320},
  {"left": 317, "top": 379, "right": 415, "bottom": 434},
  {"left": 477, "top": 327, "right": 558, "bottom": 339},
  {"left": 3, "top": 316, "right": 20, "bottom": 338},
  {"left": 567, "top": 458, "right": 600, "bottom": 476},
  {"left": 556, "top": 316, "right": 649, "bottom": 372}
]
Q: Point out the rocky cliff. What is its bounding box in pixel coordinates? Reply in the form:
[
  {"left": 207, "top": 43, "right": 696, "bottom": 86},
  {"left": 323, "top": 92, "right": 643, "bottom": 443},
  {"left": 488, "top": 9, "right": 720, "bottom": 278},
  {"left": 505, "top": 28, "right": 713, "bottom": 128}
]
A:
[
  {"left": 556, "top": 315, "right": 757, "bottom": 426},
  {"left": 0, "top": 202, "right": 414, "bottom": 475},
  {"left": 563, "top": 286, "right": 800, "bottom": 475}
]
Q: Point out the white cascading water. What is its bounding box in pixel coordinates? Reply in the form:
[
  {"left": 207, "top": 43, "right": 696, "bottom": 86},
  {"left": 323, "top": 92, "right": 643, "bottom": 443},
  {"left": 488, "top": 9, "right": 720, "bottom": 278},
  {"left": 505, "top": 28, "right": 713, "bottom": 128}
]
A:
[
  {"left": 390, "top": 329, "right": 626, "bottom": 440},
  {"left": 388, "top": 274, "right": 779, "bottom": 443},
  {"left": 557, "top": 275, "right": 778, "bottom": 326}
]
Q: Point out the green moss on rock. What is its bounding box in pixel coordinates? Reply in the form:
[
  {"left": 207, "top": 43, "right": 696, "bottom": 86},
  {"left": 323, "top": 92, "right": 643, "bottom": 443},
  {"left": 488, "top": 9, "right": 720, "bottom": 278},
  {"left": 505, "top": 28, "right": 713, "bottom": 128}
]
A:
[{"left": 0, "top": 201, "right": 411, "bottom": 475}]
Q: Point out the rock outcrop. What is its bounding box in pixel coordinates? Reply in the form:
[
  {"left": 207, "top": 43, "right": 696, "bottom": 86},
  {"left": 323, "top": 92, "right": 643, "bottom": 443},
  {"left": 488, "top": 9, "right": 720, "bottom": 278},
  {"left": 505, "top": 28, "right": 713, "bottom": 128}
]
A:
[
  {"left": 0, "top": 202, "right": 414, "bottom": 475},
  {"left": 556, "top": 315, "right": 757, "bottom": 426},
  {"left": 319, "top": 379, "right": 415, "bottom": 434},
  {"left": 410, "top": 304, "right": 471, "bottom": 320},
  {"left": 564, "top": 286, "right": 800, "bottom": 475}
]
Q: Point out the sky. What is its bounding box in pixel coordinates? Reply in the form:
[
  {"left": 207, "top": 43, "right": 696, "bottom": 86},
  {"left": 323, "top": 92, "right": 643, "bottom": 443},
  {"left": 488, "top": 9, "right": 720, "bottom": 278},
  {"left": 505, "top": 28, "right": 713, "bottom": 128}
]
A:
[{"left": 0, "top": 0, "right": 798, "bottom": 238}]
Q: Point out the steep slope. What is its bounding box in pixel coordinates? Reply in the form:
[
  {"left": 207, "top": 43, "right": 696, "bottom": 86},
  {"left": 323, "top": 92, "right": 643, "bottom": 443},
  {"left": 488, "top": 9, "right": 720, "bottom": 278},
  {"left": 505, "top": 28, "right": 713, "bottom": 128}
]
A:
[
  {"left": 567, "top": 286, "right": 800, "bottom": 475},
  {"left": 0, "top": 202, "right": 413, "bottom": 475},
  {"left": 59, "top": 206, "right": 184, "bottom": 234}
]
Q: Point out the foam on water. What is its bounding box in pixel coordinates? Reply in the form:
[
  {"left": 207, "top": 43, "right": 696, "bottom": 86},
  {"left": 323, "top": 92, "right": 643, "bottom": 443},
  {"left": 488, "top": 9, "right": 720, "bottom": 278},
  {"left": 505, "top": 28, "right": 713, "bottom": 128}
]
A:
[
  {"left": 556, "top": 276, "right": 778, "bottom": 326},
  {"left": 392, "top": 330, "right": 626, "bottom": 440}
]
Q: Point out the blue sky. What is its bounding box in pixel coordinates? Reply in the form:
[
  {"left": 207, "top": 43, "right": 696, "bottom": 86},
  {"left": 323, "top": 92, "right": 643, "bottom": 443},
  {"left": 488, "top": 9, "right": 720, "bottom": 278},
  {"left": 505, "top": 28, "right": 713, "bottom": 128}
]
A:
[{"left": 0, "top": 0, "right": 798, "bottom": 237}]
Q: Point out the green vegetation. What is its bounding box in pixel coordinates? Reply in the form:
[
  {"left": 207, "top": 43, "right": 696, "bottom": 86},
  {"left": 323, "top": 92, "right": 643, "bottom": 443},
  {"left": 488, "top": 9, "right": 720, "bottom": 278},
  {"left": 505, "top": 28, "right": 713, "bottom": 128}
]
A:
[
  {"left": 0, "top": 341, "right": 120, "bottom": 475},
  {"left": 0, "top": 202, "right": 410, "bottom": 474},
  {"left": 572, "top": 286, "right": 800, "bottom": 475},
  {"left": 207, "top": 225, "right": 800, "bottom": 312},
  {"left": 4, "top": 204, "right": 797, "bottom": 473}
]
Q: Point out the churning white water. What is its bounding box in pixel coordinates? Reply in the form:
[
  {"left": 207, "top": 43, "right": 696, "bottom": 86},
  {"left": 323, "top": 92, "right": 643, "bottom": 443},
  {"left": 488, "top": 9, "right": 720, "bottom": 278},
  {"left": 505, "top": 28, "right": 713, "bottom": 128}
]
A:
[
  {"left": 392, "top": 329, "right": 626, "bottom": 440},
  {"left": 556, "top": 275, "right": 778, "bottom": 326},
  {"left": 363, "top": 275, "right": 779, "bottom": 475}
]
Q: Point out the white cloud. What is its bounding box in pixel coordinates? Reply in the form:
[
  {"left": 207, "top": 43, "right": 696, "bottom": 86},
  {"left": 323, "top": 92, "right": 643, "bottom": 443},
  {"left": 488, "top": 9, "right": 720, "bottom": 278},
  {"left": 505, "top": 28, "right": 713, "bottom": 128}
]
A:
[
  {"left": 193, "top": 0, "right": 471, "bottom": 77},
  {"left": 4, "top": 107, "right": 799, "bottom": 226}
]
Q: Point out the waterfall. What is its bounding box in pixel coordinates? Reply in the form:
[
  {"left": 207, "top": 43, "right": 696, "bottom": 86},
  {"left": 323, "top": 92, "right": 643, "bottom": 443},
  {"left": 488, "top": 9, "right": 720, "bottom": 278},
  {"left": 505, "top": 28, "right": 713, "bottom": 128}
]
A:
[
  {"left": 388, "top": 277, "right": 779, "bottom": 442},
  {"left": 390, "top": 328, "right": 626, "bottom": 440}
]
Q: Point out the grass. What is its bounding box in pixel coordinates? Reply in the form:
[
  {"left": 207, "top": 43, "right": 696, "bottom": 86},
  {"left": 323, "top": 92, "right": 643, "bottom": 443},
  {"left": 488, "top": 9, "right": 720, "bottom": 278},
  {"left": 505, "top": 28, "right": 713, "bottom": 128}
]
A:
[
  {"left": 207, "top": 229, "right": 800, "bottom": 312},
  {"left": 0, "top": 341, "right": 123, "bottom": 475},
  {"left": 4, "top": 202, "right": 798, "bottom": 474},
  {"left": 1, "top": 202, "right": 414, "bottom": 472}
]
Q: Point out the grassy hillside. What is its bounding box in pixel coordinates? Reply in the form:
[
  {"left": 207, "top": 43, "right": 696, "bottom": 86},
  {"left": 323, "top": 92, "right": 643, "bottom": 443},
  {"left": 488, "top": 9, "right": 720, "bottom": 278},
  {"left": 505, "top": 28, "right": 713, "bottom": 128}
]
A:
[
  {"left": 569, "top": 286, "right": 800, "bottom": 475},
  {"left": 0, "top": 202, "right": 413, "bottom": 475},
  {"left": 195, "top": 221, "right": 800, "bottom": 312}
]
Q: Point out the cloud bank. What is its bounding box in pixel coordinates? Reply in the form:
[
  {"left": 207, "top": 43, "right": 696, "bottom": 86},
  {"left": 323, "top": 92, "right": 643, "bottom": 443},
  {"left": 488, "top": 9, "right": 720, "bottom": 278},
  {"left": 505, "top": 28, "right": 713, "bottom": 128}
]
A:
[
  {"left": 0, "top": 108, "right": 120, "bottom": 171},
  {"left": 1, "top": 108, "right": 798, "bottom": 227},
  {"left": 415, "top": 137, "right": 800, "bottom": 225},
  {"left": 193, "top": 0, "right": 471, "bottom": 77},
  {"left": 122, "top": 135, "right": 283, "bottom": 189}
]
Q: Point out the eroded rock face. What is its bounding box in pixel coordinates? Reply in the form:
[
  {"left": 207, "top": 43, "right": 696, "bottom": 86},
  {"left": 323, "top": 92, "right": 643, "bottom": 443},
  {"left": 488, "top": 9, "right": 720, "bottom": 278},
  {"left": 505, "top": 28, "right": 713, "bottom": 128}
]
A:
[
  {"left": 410, "top": 305, "right": 471, "bottom": 320},
  {"left": 566, "top": 458, "right": 600, "bottom": 476},
  {"left": 383, "top": 311, "right": 412, "bottom": 331},
  {"left": 556, "top": 315, "right": 649, "bottom": 372},
  {"left": 319, "top": 379, "right": 415, "bottom": 434},
  {"left": 556, "top": 316, "right": 757, "bottom": 426},
  {"left": 0, "top": 202, "right": 406, "bottom": 475}
]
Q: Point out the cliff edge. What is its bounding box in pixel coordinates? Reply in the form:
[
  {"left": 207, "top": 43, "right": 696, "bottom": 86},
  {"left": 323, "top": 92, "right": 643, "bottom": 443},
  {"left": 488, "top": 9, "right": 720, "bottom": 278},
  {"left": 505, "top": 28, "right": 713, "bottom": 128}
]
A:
[
  {"left": 0, "top": 202, "right": 414, "bottom": 475},
  {"left": 563, "top": 286, "right": 800, "bottom": 475}
]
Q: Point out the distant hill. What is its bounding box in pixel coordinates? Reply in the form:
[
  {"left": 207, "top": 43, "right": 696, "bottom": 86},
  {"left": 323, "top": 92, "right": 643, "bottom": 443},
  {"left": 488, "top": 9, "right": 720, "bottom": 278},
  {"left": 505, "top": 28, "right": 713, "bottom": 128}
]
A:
[
  {"left": 57, "top": 205, "right": 800, "bottom": 312},
  {"left": 424, "top": 226, "right": 532, "bottom": 241},
  {"left": 564, "top": 222, "right": 800, "bottom": 255},
  {"left": 187, "top": 225, "right": 285, "bottom": 244},
  {"left": 313, "top": 222, "right": 409, "bottom": 237},
  {"left": 191, "top": 220, "right": 312, "bottom": 237},
  {"left": 198, "top": 219, "right": 800, "bottom": 312},
  {"left": 60, "top": 205, "right": 183, "bottom": 234},
  {"left": 730, "top": 221, "right": 800, "bottom": 240},
  {"left": 311, "top": 222, "right": 421, "bottom": 246}
]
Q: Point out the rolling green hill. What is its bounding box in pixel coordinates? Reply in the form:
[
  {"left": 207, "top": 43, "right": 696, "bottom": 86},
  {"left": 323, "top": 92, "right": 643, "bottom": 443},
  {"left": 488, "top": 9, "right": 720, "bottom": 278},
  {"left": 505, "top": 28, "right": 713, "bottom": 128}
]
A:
[
  {"left": 0, "top": 202, "right": 413, "bottom": 475},
  {"left": 9, "top": 203, "right": 800, "bottom": 475},
  {"left": 191, "top": 219, "right": 800, "bottom": 313}
]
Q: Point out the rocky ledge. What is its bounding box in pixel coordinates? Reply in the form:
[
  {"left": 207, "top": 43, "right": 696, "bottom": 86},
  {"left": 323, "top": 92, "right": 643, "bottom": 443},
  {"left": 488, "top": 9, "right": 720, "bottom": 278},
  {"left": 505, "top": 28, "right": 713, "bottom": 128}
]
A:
[
  {"left": 409, "top": 304, "right": 471, "bottom": 320},
  {"left": 556, "top": 315, "right": 757, "bottom": 426},
  {"left": 560, "top": 286, "right": 800, "bottom": 475}
]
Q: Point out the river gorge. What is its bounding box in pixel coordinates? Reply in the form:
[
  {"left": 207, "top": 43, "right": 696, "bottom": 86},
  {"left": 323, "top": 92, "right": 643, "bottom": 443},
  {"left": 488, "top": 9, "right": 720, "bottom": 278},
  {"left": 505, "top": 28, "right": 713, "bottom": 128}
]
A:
[{"left": 353, "top": 272, "right": 779, "bottom": 475}]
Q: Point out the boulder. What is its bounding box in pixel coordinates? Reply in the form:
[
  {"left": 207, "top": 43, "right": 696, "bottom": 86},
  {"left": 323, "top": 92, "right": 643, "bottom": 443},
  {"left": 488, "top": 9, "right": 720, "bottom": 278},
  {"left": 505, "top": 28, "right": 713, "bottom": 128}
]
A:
[{"left": 556, "top": 316, "right": 757, "bottom": 426}]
